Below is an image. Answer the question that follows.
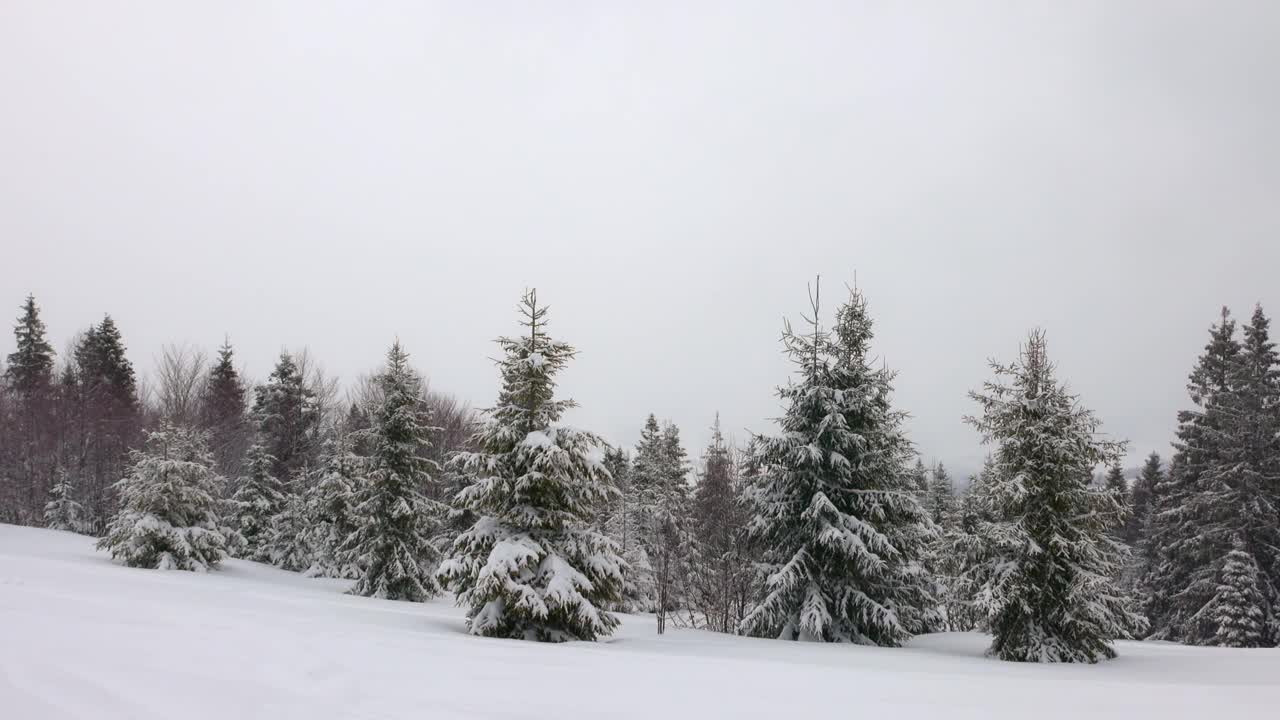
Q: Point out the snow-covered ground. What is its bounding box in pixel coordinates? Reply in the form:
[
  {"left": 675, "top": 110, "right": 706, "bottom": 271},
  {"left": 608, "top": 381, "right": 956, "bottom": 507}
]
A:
[{"left": 2, "top": 524, "right": 1276, "bottom": 720}]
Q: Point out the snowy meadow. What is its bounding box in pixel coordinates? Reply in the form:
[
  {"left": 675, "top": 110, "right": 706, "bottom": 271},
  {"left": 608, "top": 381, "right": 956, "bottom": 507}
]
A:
[{"left": 3, "top": 524, "right": 1277, "bottom": 720}]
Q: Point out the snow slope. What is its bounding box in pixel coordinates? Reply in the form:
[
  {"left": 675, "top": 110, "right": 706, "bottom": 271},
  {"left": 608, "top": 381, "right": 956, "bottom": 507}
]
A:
[{"left": 2, "top": 524, "right": 1276, "bottom": 720}]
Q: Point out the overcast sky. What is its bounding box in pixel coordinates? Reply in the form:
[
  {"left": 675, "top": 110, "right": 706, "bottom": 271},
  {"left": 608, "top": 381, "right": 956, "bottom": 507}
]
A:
[{"left": 2, "top": 2, "right": 1278, "bottom": 475}]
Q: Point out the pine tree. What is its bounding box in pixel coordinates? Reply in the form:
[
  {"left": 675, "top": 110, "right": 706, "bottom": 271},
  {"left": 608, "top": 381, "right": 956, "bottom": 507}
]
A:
[
  {"left": 439, "top": 290, "right": 624, "bottom": 642},
  {"left": 924, "top": 462, "right": 955, "bottom": 526},
  {"left": 266, "top": 490, "right": 313, "bottom": 572},
  {"left": 44, "top": 467, "right": 88, "bottom": 534},
  {"left": 228, "top": 443, "right": 286, "bottom": 561},
  {"left": 97, "top": 425, "right": 231, "bottom": 571},
  {"left": 910, "top": 459, "right": 930, "bottom": 503},
  {"left": 1103, "top": 463, "right": 1130, "bottom": 538},
  {"left": 966, "top": 330, "right": 1146, "bottom": 662},
  {"left": 1145, "top": 307, "right": 1279, "bottom": 646},
  {"left": 304, "top": 438, "right": 365, "bottom": 579},
  {"left": 1126, "top": 453, "right": 1162, "bottom": 547},
  {"left": 1203, "top": 536, "right": 1268, "bottom": 648},
  {"left": 742, "top": 280, "right": 937, "bottom": 645},
  {"left": 4, "top": 295, "right": 56, "bottom": 399},
  {"left": 201, "top": 339, "right": 250, "bottom": 481},
  {"left": 74, "top": 315, "right": 142, "bottom": 519},
  {"left": 252, "top": 352, "right": 319, "bottom": 483},
  {"left": 343, "top": 341, "right": 443, "bottom": 601},
  {"left": 5, "top": 295, "right": 58, "bottom": 520}
]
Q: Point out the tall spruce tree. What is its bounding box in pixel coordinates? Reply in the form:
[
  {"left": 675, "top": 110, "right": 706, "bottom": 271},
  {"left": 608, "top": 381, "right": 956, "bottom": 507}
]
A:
[
  {"left": 742, "top": 280, "right": 937, "bottom": 645},
  {"left": 1143, "top": 307, "right": 1280, "bottom": 645},
  {"left": 924, "top": 462, "right": 955, "bottom": 526},
  {"left": 97, "top": 425, "right": 232, "bottom": 571},
  {"left": 4, "top": 295, "right": 57, "bottom": 520},
  {"left": 439, "top": 290, "right": 624, "bottom": 642},
  {"left": 1126, "top": 453, "right": 1162, "bottom": 547},
  {"left": 966, "top": 330, "right": 1145, "bottom": 662},
  {"left": 74, "top": 315, "right": 141, "bottom": 520},
  {"left": 252, "top": 352, "right": 318, "bottom": 484},
  {"left": 343, "top": 341, "right": 443, "bottom": 601},
  {"left": 201, "top": 339, "right": 250, "bottom": 481},
  {"left": 1103, "top": 463, "right": 1131, "bottom": 539}
]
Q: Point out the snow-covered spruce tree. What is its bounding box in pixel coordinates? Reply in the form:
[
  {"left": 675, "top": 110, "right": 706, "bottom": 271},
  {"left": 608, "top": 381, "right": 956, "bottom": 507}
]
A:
[
  {"left": 97, "top": 425, "right": 232, "bottom": 571},
  {"left": 1102, "top": 463, "right": 1131, "bottom": 540},
  {"left": 1144, "top": 307, "right": 1280, "bottom": 645},
  {"left": 1203, "top": 535, "right": 1268, "bottom": 648},
  {"left": 304, "top": 438, "right": 366, "bottom": 579},
  {"left": 228, "top": 443, "right": 286, "bottom": 561},
  {"left": 266, "top": 488, "right": 313, "bottom": 572},
  {"left": 252, "top": 352, "right": 319, "bottom": 483},
  {"left": 653, "top": 420, "right": 692, "bottom": 633},
  {"left": 343, "top": 341, "right": 444, "bottom": 601},
  {"left": 910, "top": 459, "right": 930, "bottom": 504},
  {"left": 965, "top": 330, "right": 1146, "bottom": 662},
  {"left": 923, "top": 462, "right": 955, "bottom": 527},
  {"left": 742, "top": 280, "right": 937, "bottom": 645},
  {"left": 939, "top": 457, "right": 1000, "bottom": 632},
  {"left": 439, "top": 290, "right": 624, "bottom": 642},
  {"left": 44, "top": 467, "right": 88, "bottom": 534},
  {"left": 1186, "top": 304, "right": 1280, "bottom": 644}
]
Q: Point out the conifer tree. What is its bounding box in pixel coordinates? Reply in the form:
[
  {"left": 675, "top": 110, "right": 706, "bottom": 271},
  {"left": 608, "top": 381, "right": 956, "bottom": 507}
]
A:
[
  {"left": 5, "top": 295, "right": 56, "bottom": 399},
  {"left": 304, "top": 438, "right": 365, "bottom": 579},
  {"left": 266, "top": 491, "right": 313, "bottom": 572},
  {"left": 1144, "top": 307, "right": 1279, "bottom": 645},
  {"left": 910, "top": 459, "right": 930, "bottom": 502},
  {"left": 44, "top": 467, "right": 88, "bottom": 534},
  {"left": 1126, "top": 453, "right": 1162, "bottom": 547},
  {"left": 1103, "top": 463, "right": 1131, "bottom": 538},
  {"left": 653, "top": 420, "right": 691, "bottom": 633},
  {"left": 229, "top": 443, "right": 286, "bottom": 561},
  {"left": 966, "top": 330, "right": 1145, "bottom": 662},
  {"left": 5, "top": 295, "right": 58, "bottom": 520},
  {"left": 1204, "top": 536, "right": 1268, "bottom": 648},
  {"left": 924, "top": 462, "right": 955, "bottom": 526},
  {"left": 201, "top": 339, "right": 250, "bottom": 481},
  {"left": 742, "top": 280, "right": 937, "bottom": 645},
  {"left": 74, "top": 315, "right": 142, "bottom": 518},
  {"left": 343, "top": 341, "right": 443, "bottom": 601},
  {"left": 252, "top": 352, "right": 319, "bottom": 483},
  {"left": 97, "top": 425, "right": 231, "bottom": 571},
  {"left": 439, "top": 290, "right": 624, "bottom": 641}
]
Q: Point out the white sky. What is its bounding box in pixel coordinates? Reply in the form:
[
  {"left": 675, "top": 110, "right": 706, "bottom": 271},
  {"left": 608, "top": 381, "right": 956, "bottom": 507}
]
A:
[{"left": 3, "top": 2, "right": 1278, "bottom": 475}]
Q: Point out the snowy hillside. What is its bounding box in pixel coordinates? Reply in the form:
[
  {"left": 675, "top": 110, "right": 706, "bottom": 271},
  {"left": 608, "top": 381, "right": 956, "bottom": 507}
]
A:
[{"left": 2, "top": 524, "right": 1276, "bottom": 720}]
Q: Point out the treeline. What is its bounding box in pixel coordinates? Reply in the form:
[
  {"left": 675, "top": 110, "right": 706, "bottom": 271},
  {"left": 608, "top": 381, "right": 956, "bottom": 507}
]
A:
[{"left": 4, "top": 284, "right": 1279, "bottom": 659}]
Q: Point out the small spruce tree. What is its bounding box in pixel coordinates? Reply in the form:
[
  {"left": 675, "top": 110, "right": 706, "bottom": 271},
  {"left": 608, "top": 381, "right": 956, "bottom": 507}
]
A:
[
  {"left": 44, "top": 468, "right": 88, "bottom": 534},
  {"left": 97, "top": 425, "right": 231, "bottom": 571}
]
